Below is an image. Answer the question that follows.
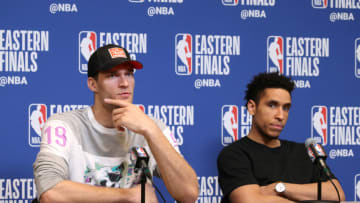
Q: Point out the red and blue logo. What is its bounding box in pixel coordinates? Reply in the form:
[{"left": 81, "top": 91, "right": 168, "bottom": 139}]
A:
[
  {"left": 306, "top": 146, "right": 316, "bottom": 162},
  {"left": 221, "top": 105, "right": 239, "bottom": 146},
  {"left": 311, "top": 105, "right": 328, "bottom": 146},
  {"left": 79, "top": 31, "right": 97, "bottom": 74},
  {"left": 135, "top": 147, "right": 147, "bottom": 158},
  {"left": 314, "top": 143, "right": 326, "bottom": 157},
  {"left": 355, "top": 38, "right": 360, "bottom": 78},
  {"left": 267, "top": 36, "right": 284, "bottom": 74},
  {"left": 222, "top": 0, "right": 239, "bottom": 6},
  {"left": 355, "top": 174, "right": 360, "bottom": 201},
  {"left": 28, "top": 104, "right": 47, "bottom": 147},
  {"left": 175, "top": 33, "right": 192, "bottom": 75},
  {"left": 312, "top": 0, "right": 328, "bottom": 9}
]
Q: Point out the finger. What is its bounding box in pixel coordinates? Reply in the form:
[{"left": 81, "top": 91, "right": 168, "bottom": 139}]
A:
[
  {"left": 112, "top": 113, "right": 126, "bottom": 124},
  {"left": 104, "top": 98, "right": 129, "bottom": 107},
  {"left": 111, "top": 115, "right": 126, "bottom": 131},
  {"left": 112, "top": 107, "right": 127, "bottom": 116}
]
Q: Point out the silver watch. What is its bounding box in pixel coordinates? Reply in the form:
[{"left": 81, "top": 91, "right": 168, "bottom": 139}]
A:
[{"left": 275, "top": 182, "right": 286, "bottom": 193}]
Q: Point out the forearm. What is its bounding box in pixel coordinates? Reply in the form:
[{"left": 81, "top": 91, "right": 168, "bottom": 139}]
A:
[
  {"left": 144, "top": 127, "right": 199, "bottom": 203},
  {"left": 230, "top": 185, "right": 296, "bottom": 203},
  {"left": 40, "top": 180, "right": 135, "bottom": 203},
  {"left": 255, "top": 195, "right": 296, "bottom": 203},
  {"left": 283, "top": 180, "right": 345, "bottom": 202},
  {"left": 234, "top": 194, "right": 296, "bottom": 203}
]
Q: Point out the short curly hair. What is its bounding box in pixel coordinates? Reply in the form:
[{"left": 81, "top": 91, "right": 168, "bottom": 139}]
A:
[{"left": 244, "top": 72, "right": 295, "bottom": 105}]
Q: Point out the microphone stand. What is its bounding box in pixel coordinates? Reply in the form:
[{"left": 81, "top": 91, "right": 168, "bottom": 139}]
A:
[
  {"left": 141, "top": 166, "right": 147, "bottom": 203},
  {"left": 318, "top": 169, "right": 322, "bottom": 201},
  {"left": 297, "top": 164, "right": 339, "bottom": 203}
]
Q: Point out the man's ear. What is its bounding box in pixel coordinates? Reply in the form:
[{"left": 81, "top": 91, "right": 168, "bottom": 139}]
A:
[
  {"left": 87, "top": 77, "right": 98, "bottom": 93},
  {"left": 247, "top": 99, "right": 256, "bottom": 116}
]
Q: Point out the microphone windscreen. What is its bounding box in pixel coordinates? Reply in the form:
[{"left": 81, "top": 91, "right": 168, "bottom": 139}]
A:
[{"left": 305, "top": 138, "right": 317, "bottom": 148}]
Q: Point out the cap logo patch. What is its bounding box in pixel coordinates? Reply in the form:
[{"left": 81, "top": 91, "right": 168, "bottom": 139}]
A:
[{"left": 108, "top": 47, "right": 126, "bottom": 59}]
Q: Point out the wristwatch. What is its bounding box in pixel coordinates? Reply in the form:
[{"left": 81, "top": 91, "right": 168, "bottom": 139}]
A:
[{"left": 275, "top": 182, "right": 286, "bottom": 193}]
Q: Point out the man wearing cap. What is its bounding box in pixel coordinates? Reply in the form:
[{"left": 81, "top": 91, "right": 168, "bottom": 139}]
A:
[{"left": 33, "top": 44, "right": 199, "bottom": 203}]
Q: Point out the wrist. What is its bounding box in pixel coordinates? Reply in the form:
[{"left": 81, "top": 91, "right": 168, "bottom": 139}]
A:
[
  {"left": 120, "top": 187, "right": 138, "bottom": 203},
  {"left": 142, "top": 121, "right": 161, "bottom": 139}
]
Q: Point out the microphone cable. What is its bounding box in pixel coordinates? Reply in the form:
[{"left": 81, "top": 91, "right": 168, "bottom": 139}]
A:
[
  {"left": 141, "top": 166, "right": 166, "bottom": 203},
  {"left": 326, "top": 173, "right": 341, "bottom": 203},
  {"left": 147, "top": 176, "right": 166, "bottom": 203}
]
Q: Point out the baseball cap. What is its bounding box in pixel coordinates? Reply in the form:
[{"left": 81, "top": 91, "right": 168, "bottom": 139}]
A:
[{"left": 87, "top": 44, "right": 143, "bottom": 77}]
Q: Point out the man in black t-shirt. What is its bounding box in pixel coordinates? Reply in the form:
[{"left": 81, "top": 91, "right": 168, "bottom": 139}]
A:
[{"left": 217, "top": 72, "right": 345, "bottom": 203}]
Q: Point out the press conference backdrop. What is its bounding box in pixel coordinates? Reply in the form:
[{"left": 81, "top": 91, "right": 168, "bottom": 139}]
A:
[{"left": 1, "top": 0, "right": 360, "bottom": 202}]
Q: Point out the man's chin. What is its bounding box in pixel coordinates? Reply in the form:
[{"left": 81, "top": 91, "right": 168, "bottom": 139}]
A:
[{"left": 264, "top": 132, "right": 281, "bottom": 140}]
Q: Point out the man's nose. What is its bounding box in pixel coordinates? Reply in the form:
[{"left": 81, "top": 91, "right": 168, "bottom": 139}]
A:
[
  {"left": 118, "top": 75, "right": 129, "bottom": 87},
  {"left": 275, "top": 108, "right": 285, "bottom": 120}
]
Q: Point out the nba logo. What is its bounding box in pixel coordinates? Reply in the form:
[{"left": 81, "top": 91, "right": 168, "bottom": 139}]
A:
[
  {"left": 28, "top": 104, "right": 47, "bottom": 147},
  {"left": 314, "top": 143, "right": 326, "bottom": 157},
  {"left": 175, "top": 33, "right": 192, "bottom": 75},
  {"left": 355, "top": 38, "right": 360, "bottom": 78},
  {"left": 222, "top": 0, "right": 238, "bottom": 6},
  {"left": 311, "top": 105, "right": 328, "bottom": 146},
  {"left": 222, "top": 105, "right": 239, "bottom": 146},
  {"left": 136, "top": 147, "right": 147, "bottom": 157},
  {"left": 79, "top": 31, "right": 97, "bottom": 74},
  {"left": 267, "top": 36, "right": 284, "bottom": 74},
  {"left": 306, "top": 147, "right": 316, "bottom": 162},
  {"left": 355, "top": 174, "right": 360, "bottom": 201},
  {"left": 312, "top": 0, "right": 328, "bottom": 8}
]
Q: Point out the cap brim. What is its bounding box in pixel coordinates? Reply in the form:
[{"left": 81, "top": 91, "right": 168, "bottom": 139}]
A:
[
  {"left": 126, "top": 61, "right": 143, "bottom": 69},
  {"left": 101, "top": 59, "right": 143, "bottom": 72}
]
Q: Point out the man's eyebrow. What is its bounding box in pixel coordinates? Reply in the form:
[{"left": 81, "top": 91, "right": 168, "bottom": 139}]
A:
[
  {"left": 266, "top": 100, "right": 292, "bottom": 106},
  {"left": 267, "top": 100, "right": 280, "bottom": 104}
]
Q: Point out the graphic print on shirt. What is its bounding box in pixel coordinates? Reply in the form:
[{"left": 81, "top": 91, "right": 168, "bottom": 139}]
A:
[{"left": 83, "top": 154, "right": 143, "bottom": 188}]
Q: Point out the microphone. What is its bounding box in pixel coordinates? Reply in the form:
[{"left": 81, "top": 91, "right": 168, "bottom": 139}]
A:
[
  {"left": 302, "top": 139, "right": 342, "bottom": 203},
  {"left": 130, "top": 147, "right": 166, "bottom": 203},
  {"left": 305, "top": 138, "right": 331, "bottom": 177},
  {"left": 130, "top": 147, "right": 152, "bottom": 180}
]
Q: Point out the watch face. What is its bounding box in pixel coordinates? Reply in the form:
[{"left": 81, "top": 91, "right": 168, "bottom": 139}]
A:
[{"left": 275, "top": 182, "right": 286, "bottom": 193}]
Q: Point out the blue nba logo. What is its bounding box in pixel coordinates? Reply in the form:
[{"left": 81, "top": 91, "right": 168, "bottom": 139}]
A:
[
  {"left": 355, "top": 174, "right": 360, "bottom": 201},
  {"left": 267, "top": 36, "right": 284, "bottom": 74},
  {"left": 355, "top": 38, "right": 360, "bottom": 78},
  {"left": 312, "top": 0, "right": 328, "bottom": 8},
  {"left": 175, "top": 33, "right": 192, "bottom": 75},
  {"left": 28, "top": 104, "right": 47, "bottom": 147},
  {"left": 311, "top": 106, "right": 328, "bottom": 146},
  {"left": 221, "top": 105, "right": 239, "bottom": 146},
  {"left": 222, "top": 0, "right": 238, "bottom": 6},
  {"left": 79, "top": 31, "right": 97, "bottom": 74}
]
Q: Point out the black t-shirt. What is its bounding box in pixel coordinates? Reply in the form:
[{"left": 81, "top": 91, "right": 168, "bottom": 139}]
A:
[{"left": 217, "top": 136, "right": 334, "bottom": 203}]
